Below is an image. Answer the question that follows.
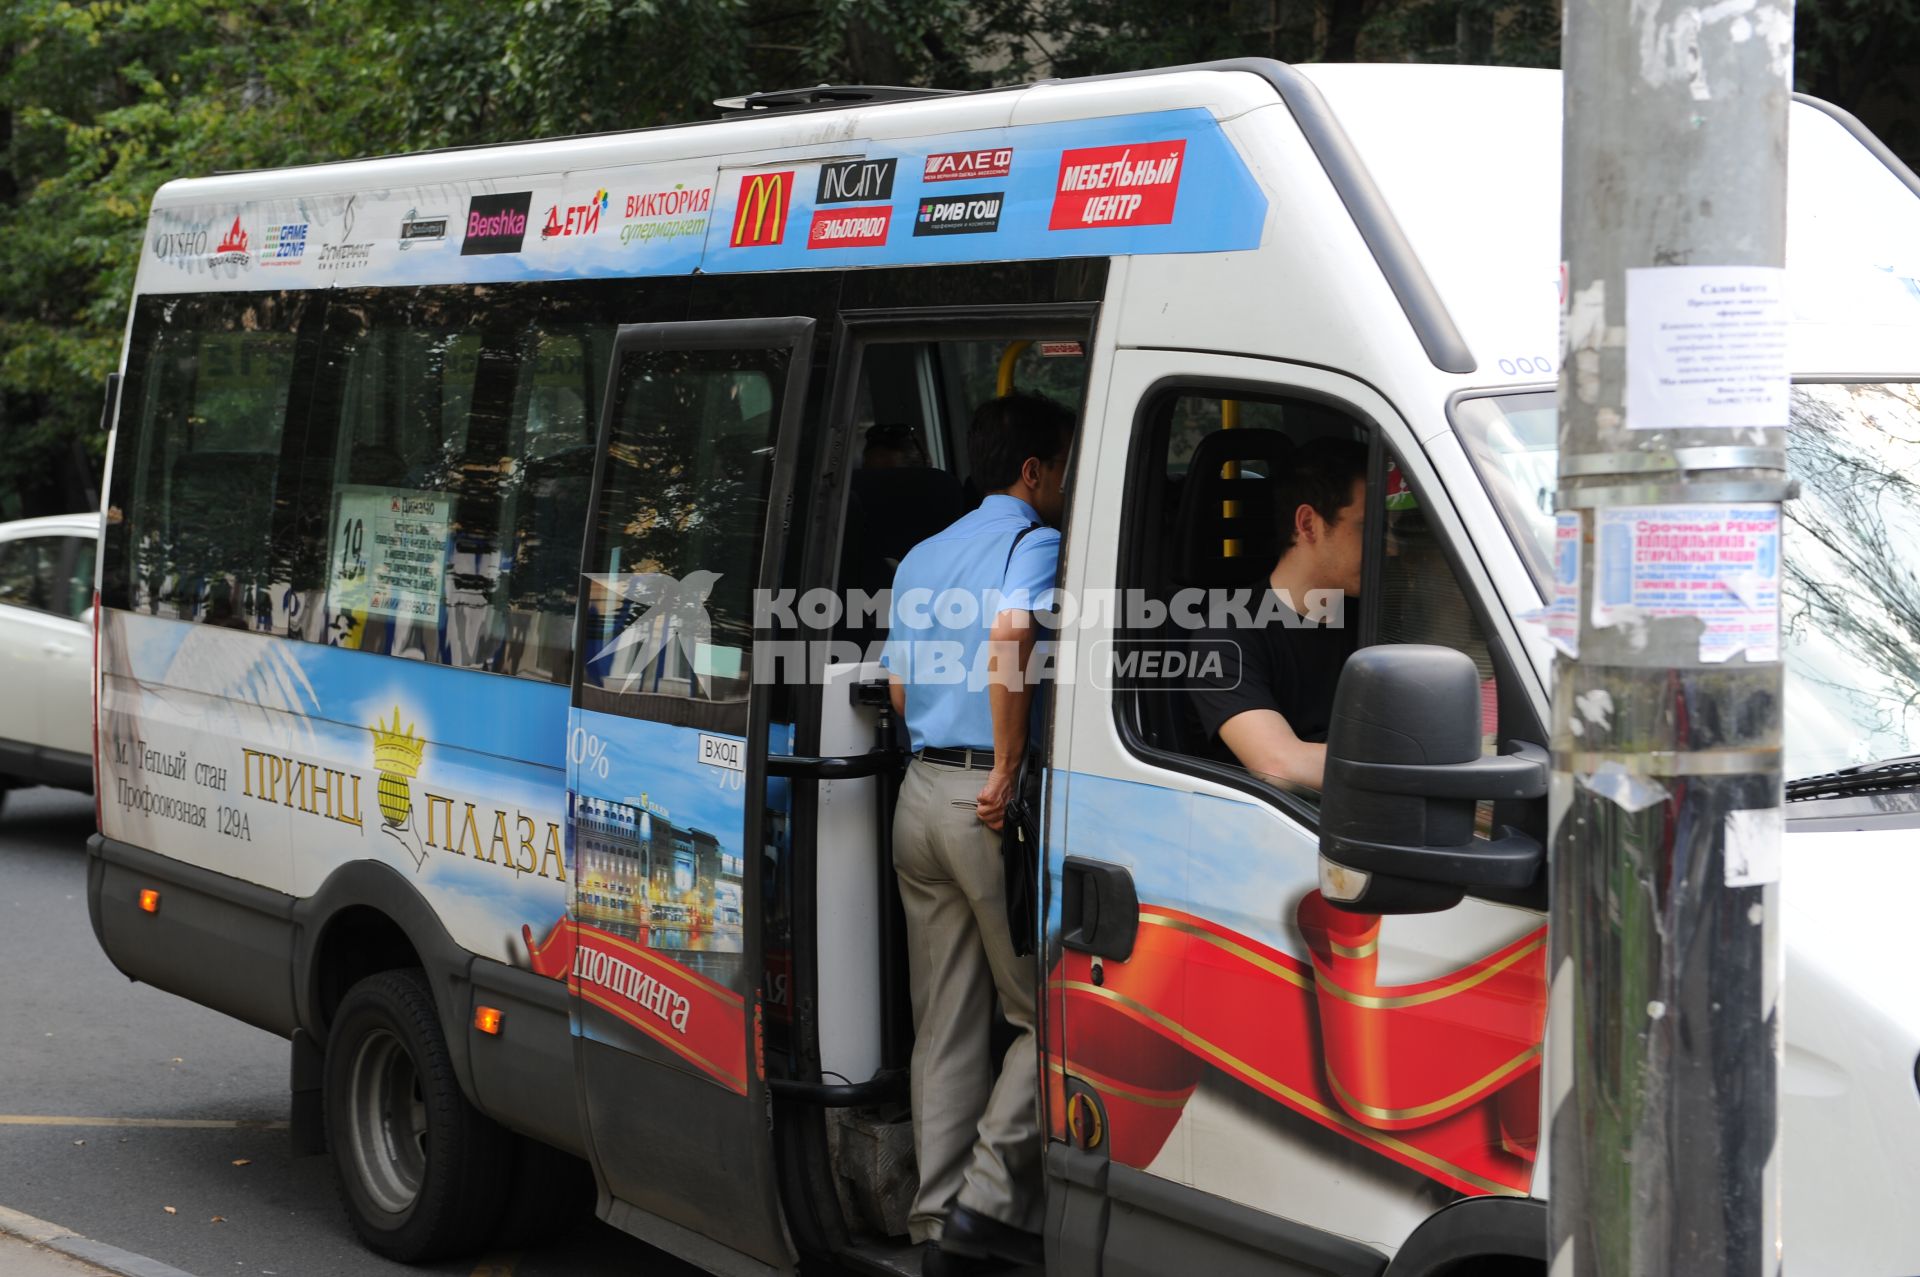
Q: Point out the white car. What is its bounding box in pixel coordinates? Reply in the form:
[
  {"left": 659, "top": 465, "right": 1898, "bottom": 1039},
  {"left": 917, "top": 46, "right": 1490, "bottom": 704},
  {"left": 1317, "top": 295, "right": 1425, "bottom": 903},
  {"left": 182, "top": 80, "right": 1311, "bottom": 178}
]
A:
[{"left": 0, "top": 512, "right": 98, "bottom": 811}]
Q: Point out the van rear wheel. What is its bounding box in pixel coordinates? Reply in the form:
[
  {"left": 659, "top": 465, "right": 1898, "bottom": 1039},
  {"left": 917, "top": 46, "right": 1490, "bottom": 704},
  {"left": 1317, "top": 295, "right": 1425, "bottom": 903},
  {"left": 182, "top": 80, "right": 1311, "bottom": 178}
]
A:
[{"left": 324, "top": 968, "right": 509, "bottom": 1262}]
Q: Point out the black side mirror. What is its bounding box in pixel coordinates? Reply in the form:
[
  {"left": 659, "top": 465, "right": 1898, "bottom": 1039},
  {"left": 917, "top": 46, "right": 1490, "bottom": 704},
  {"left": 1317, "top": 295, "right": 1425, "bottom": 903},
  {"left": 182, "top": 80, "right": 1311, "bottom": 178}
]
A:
[{"left": 1318, "top": 645, "right": 1548, "bottom": 914}]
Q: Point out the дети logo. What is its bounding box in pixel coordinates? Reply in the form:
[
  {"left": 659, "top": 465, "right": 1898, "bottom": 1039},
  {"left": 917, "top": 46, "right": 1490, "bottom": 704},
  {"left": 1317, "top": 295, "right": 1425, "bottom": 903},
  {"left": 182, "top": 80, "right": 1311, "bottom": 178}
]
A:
[
  {"left": 210, "top": 215, "right": 251, "bottom": 267},
  {"left": 1049, "top": 139, "right": 1187, "bottom": 230},
  {"left": 542, "top": 189, "right": 608, "bottom": 239},
  {"left": 817, "top": 157, "right": 896, "bottom": 205},
  {"left": 914, "top": 192, "right": 1003, "bottom": 237},
  {"left": 924, "top": 148, "right": 1014, "bottom": 183},
  {"left": 461, "top": 192, "right": 533, "bottom": 255},
  {"left": 809, "top": 206, "right": 891, "bottom": 249},
  {"left": 261, "top": 222, "right": 307, "bottom": 267},
  {"left": 730, "top": 171, "right": 794, "bottom": 248},
  {"left": 399, "top": 208, "right": 449, "bottom": 250}
]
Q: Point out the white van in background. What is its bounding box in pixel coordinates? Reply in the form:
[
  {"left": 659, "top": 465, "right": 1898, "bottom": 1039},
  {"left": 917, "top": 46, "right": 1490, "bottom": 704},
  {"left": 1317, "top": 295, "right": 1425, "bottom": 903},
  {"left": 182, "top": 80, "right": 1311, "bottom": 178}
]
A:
[
  {"left": 0, "top": 512, "right": 98, "bottom": 812},
  {"left": 86, "top": 58, "right": 1920, "bottom": 1276}
]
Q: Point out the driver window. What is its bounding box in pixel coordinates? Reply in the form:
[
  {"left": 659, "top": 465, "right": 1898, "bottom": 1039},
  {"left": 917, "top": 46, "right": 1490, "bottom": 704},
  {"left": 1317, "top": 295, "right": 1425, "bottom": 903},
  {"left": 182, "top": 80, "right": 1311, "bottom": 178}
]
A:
[{"left": 1119, "top": 386, "right": 1502, "bottom": 814}]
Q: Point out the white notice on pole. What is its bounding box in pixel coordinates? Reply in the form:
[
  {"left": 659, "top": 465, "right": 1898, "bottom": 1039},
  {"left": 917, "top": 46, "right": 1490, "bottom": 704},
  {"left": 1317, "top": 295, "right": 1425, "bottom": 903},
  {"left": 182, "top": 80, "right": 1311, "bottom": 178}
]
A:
[{"left": 1625, "top": 266, "right": 1789, "bottom": 430}]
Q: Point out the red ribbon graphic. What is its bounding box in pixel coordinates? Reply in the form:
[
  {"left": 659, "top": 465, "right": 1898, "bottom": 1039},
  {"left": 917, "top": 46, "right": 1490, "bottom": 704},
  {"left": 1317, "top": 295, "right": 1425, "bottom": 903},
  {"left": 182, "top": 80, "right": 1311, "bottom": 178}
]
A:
[
  {"left": 1050, "top": 892, "right": 1545, "bottom": 1197},
  {"left": 526, "top": 915, "right": 748, "bottom": 1094}
]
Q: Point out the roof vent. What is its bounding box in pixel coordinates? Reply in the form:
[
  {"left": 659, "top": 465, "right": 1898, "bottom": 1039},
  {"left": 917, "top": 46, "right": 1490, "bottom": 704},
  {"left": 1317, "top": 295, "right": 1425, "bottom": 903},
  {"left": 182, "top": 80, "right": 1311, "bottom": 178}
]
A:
[{"left": 714, "top": 84, "right": 962, "bottom": 117}]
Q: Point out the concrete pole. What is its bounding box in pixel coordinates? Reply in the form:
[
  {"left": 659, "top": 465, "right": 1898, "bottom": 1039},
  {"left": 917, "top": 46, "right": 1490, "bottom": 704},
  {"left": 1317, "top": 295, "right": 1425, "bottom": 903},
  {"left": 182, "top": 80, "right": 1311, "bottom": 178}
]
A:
[{"left": 1550, "top": 4, "right": 1793, "bottom": 1275}]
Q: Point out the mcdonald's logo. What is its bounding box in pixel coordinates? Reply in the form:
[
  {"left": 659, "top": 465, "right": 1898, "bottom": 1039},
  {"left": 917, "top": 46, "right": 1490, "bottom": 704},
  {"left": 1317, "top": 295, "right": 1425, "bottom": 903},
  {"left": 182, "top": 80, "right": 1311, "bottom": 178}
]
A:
[{"left": 730, "top": 171, "right": 795, "bottom": 247}]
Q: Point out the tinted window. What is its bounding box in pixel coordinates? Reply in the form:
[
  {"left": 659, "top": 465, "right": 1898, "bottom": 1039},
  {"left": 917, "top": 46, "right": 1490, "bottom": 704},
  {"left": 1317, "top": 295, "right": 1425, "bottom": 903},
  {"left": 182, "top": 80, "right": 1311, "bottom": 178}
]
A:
[
  {"left": 579, "top": 344, "right": 787, "bottom": 726},
  {"left": 312, "top": 292, "right": 615, "bottom": 683},
  {"left": 120, "top": 294, "right": 308, "bottom": 628},
  {"left": 0, "top": 537, "right": 56, "bottom": 612},
  {"left": 61, "top": 538, "right": 94, "bottom": 619}
]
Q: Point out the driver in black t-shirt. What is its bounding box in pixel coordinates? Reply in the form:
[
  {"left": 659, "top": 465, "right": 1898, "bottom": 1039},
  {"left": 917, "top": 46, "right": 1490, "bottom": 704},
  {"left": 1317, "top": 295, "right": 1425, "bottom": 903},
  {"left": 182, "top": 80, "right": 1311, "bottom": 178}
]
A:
[{"left": 1186, "top": 439, "right": 1369, "bottom": 791}]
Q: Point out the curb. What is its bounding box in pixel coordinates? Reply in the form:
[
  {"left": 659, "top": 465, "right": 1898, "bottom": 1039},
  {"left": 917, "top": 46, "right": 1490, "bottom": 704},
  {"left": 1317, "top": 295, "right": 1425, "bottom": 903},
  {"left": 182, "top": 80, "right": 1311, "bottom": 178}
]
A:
[{"left": 0, "top": 1205, "right": 198, "bottom": 1277}]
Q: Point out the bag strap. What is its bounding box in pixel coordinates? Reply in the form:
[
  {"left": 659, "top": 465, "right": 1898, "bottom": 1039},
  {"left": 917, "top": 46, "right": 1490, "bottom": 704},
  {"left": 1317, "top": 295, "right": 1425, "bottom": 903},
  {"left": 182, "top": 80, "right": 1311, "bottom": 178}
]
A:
[{"left": 1002, "top": 521, "right": 1043, "bottom": 581}]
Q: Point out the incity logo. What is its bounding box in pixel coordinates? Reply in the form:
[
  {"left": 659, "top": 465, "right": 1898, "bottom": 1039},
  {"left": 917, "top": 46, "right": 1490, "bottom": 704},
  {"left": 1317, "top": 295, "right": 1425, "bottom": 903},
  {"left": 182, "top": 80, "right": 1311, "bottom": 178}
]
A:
[{"left": 730, "top": 171, "right": 794, "bottom": 247}]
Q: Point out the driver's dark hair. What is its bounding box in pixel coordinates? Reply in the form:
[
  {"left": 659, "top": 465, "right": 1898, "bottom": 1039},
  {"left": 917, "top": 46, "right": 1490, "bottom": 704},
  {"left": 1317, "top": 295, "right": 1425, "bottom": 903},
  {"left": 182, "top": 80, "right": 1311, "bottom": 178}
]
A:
[
  {"left": 1274, "top": 437, "right": 1368, "bottom": 553},
  {"left": 968, "top": 392, "right": 1076, "bottom": 493}
]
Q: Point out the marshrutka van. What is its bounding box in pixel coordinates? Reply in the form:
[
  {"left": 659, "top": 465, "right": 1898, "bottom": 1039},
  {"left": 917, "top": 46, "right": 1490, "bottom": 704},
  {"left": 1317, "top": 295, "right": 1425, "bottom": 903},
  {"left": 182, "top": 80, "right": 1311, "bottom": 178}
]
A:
[{"left": 90, "top": 58, "right": 1920, "bottom": 1276}]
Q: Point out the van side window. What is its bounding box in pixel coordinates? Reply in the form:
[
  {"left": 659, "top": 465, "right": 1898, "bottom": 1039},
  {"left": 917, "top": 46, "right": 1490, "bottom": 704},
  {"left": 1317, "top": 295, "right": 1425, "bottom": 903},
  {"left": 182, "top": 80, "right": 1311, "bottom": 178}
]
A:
[
  {"left": 1119, "top": 387, "right": 1501, "bottom": 812},
  {"left": 313, "top": 293, "right": 611, "bottom": 684},
  {"left": 122, "top": 294, "right": 307, "bottom": 627}
]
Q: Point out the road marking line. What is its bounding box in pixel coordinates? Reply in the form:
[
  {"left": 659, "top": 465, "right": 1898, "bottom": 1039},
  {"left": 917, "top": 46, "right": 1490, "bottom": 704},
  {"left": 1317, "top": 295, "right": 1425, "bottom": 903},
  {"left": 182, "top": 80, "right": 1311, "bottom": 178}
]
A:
[
  {"left": 0, "top": 1116, "right": 288, "bottom": 1131},
  {"left": 0, "top": 1203, "right": 198, "bottom": 1277}
]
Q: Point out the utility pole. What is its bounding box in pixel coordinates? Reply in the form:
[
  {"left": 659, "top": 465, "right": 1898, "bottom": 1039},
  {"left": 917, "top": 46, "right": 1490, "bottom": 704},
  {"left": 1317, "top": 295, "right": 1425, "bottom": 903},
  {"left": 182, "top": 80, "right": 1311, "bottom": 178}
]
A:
[{"left": 1551, "top": 4, "right": 1793, "bottom": 1275}]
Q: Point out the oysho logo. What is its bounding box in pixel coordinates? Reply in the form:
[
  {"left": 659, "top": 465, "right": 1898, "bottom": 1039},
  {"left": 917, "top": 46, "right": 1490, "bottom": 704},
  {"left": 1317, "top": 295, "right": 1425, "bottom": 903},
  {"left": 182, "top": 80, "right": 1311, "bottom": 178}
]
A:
[
  {"left": 151, "top": 227, "right": 209, "bottom": 264},
  {"left": 210, "top": 216, "right": 251, "bottom": 267},
  {"left": 399, "top": 208, "right": 449, "bottom": 249},
  {"left": 914, "top": 192, "right": 1003, "bottom": 237},
  {"left": 816, "top": 157, "right": 896, "bottom": 205},
  {"left": 1049, "top": 139, "right": 1187, "bottom": 230},
  {"left": 261, "top": 222, "right": 308, "bottom": 267},
  {"left": 542, "top": 189, "right": 609, "bottom": 239},
  {"left": 924, "top": 148, "right": 1013, "bottom": 183},
  {"left": 730, "top": 171, "right": 794, "bottom": 248},
  {"left": 809, "top": 205, "right": 891, "bottom": 249},
  {"left": 461, "top": 192, "right": 533, "bottom": 255}
]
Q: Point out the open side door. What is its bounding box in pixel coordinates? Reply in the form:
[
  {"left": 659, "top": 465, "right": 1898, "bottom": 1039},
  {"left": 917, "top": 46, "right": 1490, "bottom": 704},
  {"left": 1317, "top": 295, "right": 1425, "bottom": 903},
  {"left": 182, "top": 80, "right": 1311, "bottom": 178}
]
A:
[{"left": 543, "top": 317, "right": 814, "bottom": 1275}]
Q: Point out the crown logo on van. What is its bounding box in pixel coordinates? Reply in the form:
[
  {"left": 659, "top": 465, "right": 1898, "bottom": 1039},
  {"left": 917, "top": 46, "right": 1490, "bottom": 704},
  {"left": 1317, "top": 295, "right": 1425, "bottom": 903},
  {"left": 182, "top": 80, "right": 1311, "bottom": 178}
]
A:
[{"left": 371, "top": 706, "right": 428, "bottom": 869}]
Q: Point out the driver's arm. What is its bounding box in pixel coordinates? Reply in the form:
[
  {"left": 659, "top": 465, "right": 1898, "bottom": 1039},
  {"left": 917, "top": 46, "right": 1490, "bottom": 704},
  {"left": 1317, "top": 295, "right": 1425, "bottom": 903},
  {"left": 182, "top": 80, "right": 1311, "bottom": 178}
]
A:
[{"left": 1216, "top": 707, "right": 1327, "bottom": 791}]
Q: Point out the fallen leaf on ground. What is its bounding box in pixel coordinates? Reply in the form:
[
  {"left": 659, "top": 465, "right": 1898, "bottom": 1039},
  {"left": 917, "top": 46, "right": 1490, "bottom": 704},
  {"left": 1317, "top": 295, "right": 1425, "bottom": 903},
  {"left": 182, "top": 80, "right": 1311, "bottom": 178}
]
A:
[
  {"left": 231, "top": 1158, "right": 251, "bottom": 1166},
  {"left": 210, "top": 1216, "right": 225, "bottom": 1223},
  {"left": 162, "top": 1206, "right": 176, "bottom": 1215},
  {"left": 72, "top": 1140, "right": 85, "bottom": 1146}
]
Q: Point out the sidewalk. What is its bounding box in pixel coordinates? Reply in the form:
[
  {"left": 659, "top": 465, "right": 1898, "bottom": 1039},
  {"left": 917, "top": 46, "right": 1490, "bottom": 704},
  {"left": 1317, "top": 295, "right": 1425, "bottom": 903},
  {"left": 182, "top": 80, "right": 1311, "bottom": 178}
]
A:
[
  {"left": 0, "top": 1231, "right": 117, "bottom": 1276},
  {"left": 0, "top": 1205, "right": 196, "bottom": 1277}
]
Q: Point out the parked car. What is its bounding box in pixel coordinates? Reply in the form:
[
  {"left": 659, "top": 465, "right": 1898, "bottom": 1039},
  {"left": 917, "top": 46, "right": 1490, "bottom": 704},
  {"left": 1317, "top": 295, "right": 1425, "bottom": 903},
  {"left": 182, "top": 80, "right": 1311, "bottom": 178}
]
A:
[{"left": 0, "top": 512, "right": 98, "bottom": 812}]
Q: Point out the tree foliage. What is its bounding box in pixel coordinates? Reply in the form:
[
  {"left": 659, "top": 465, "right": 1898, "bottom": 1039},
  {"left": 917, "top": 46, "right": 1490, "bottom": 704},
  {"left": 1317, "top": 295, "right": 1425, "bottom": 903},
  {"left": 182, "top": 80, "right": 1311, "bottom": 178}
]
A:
[{"left": 1, "top": 0, "right": 1916, "bottom": 517}]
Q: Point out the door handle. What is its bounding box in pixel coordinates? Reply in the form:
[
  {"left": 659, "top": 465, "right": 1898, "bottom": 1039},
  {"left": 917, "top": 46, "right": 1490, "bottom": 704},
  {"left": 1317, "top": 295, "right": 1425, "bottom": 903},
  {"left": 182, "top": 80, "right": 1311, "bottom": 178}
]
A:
[
  {"left": 42, "top": 642, "right": 72, "bottom": 657},
  {"left": 1061, "top": 857, "right": 1139, "bottom": 961}
]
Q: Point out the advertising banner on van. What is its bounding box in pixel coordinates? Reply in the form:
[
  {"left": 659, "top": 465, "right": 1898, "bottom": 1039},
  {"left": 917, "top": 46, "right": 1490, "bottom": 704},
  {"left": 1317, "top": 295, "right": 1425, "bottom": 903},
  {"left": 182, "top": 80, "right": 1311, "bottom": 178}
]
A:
[{"left": 132, "top": 108, "right": 1266, "bottom": 297}]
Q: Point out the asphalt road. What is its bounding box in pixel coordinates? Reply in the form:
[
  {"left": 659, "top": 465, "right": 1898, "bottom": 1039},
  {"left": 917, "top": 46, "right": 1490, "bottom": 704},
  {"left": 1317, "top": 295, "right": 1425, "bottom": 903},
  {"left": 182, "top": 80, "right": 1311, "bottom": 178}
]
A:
[{"left": 0, "top": 786, "right": 696, "bottom": 1277}]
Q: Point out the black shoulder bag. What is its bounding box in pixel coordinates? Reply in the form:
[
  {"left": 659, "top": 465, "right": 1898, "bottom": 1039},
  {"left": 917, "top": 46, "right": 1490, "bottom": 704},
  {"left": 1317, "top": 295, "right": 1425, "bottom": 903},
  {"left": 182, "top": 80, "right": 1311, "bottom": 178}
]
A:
[{"left": 999, "top": 523, "right": 1045, "bottom": 957}]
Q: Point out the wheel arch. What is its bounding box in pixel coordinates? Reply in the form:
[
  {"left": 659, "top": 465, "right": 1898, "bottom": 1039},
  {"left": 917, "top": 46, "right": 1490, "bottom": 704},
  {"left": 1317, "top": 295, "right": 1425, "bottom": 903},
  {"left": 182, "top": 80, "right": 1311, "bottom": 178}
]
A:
[{"left": 1383, "top": 1196, "right": 1548, "bottom": 1277}]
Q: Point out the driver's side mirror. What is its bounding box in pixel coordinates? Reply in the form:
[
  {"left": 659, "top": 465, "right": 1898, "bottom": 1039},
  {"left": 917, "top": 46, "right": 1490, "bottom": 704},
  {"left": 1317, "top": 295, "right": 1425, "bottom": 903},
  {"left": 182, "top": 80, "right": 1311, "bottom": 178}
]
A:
[{"left": 1318, "top": 645, "right": 1548, "bottom": 914}]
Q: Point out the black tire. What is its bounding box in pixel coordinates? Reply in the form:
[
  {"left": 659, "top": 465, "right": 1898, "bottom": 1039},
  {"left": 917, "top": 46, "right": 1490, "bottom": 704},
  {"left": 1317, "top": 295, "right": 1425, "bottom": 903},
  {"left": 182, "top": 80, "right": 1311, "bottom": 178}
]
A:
[{"left": 323, "top": 968, "right": 510, "bottom": 1262}]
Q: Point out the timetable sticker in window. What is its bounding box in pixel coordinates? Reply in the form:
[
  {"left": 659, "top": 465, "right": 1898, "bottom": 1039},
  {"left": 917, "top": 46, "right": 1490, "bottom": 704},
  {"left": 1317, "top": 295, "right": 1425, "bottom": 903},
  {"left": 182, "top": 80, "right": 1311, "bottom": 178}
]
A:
[{"left": 328, "top": 486, "right": 452, "bottom": 625}]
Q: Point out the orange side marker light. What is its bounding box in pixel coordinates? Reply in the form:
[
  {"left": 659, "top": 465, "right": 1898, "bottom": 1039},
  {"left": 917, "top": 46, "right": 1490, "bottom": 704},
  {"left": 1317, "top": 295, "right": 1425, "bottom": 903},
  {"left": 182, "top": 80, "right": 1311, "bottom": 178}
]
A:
[
  {"left": 474, "top": 1006, "right": 503, "bottom": 1036},
  {"left": 138, "top": 889, "right": 160, "bottom": 914}
]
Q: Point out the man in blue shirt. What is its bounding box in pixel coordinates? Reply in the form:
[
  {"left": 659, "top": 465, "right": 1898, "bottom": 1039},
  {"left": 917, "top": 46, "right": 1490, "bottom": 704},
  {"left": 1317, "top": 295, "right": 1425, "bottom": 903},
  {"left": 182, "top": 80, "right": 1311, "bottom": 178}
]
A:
[{"left": 881, "top": 392, "right": 1071, "bottom": 1273}]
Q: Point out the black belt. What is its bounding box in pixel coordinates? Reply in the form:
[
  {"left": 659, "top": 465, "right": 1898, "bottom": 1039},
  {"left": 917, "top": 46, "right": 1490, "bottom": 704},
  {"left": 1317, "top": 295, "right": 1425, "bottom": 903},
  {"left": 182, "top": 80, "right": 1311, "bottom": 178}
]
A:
[{"left": 916, "top": 746, "right": 995, "bottom": 770}]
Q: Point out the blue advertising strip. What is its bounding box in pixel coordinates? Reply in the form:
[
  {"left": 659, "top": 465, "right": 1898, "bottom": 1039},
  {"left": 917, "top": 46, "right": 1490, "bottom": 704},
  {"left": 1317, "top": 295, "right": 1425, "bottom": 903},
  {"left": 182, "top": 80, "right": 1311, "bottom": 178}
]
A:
[
  {"left": 138, "top": 108, "right": 1266, "bottom": 295},
  {"left": 113, "top": 610, "right": 569, "bottom": 770}
]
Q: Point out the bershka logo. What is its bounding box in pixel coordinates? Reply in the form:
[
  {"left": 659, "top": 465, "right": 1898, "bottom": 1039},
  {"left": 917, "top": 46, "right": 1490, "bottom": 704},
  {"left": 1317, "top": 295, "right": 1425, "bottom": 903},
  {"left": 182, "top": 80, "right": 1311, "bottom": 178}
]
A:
[
  {"left": 924, "top": 148, "right": 1013, "bottom": 183},
  {"left": 399, "top": 208, "right": 449, "bottom": 250},
  {"left": 731, "top": 172, "right": 794, "bottom": 247},
  {"left": 1048, "top": 139, "right": 1187, "bottom": 230},
  {"left": 210, "top": 216, "right": 250, "bottom": 267},
  {"left": 461, "top": 192, "right": 533, "bottom": 255},
  {"left": 808, "top": 205, "right": 891, "bottom": 249},
  {"left": 261, "top": 222, "right": 308, "bottom": 267},
  {"left": 151, "top": 227, "right": 209, "bottom": 264},
  {"left": 542, "top": 189, "right": 609, "bottom": 239},
  {"left": 914, "top": 192, "right": 1002, "bottom": 237},
  {"left": 816, "top": 157, "right": 896, "bottom": 205}
]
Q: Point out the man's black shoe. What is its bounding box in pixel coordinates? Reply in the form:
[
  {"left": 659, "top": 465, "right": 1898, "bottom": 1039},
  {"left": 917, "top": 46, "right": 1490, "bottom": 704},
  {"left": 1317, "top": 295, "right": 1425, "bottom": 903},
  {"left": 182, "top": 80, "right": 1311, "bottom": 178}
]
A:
[
  {"left": 922, "top": 1240, "right": 1008, "bottom": 1276},
  {"left": 939, "top": 1204, "right": 1044, "bottom": 1267}
]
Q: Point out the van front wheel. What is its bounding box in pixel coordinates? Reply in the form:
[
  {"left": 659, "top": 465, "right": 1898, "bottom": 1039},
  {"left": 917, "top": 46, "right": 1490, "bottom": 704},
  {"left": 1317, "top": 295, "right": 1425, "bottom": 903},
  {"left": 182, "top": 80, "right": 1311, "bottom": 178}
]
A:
[{"left": 324, "top": 968, "right": 509, "bottom": 1262}]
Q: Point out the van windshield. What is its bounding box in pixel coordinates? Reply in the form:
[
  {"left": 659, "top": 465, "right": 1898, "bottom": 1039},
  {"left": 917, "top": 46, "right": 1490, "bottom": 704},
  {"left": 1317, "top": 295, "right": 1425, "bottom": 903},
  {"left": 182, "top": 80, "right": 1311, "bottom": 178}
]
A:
[{"left": 1455, "top": 383, "right": 1920, "bottom": 783}]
